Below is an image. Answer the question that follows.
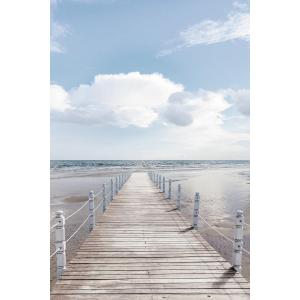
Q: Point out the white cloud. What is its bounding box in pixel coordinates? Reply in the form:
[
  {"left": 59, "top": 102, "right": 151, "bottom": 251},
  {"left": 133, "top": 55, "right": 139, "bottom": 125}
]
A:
[
  {"left": 51, "top": 72, "right": 249, "bottom": 134},
  {"left": 51, "top": 72, "right": 249, "bottom": 159},
  {"left": 222, "top": 88, "right": 250, "bottom": 115},
  {"left": 51, "top": 1, "right": 69, "bottom": 53},
  {"left": 161, "top": 90, "right": 231, "bottom": 127},
  {"left": 51, "top": 72, "right": 183, "bottom": 127},
  {"left": 51, "top": 21, "right": 69, "bottom": 53},
  {"left": 50, "top": 84, "right": 71, "bottom": 111},
  {"left": 158, "top": 3, "right": 249, "bottom": 56}
]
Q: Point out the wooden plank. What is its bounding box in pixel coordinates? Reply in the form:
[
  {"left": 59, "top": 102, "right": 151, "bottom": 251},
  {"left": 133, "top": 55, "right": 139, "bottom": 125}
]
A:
[
  {"left": 51, "top": 295, "right": 250, "bottom": 300},
  {"left": 52, "top": 288, "right": 250, "bottom": 295}
]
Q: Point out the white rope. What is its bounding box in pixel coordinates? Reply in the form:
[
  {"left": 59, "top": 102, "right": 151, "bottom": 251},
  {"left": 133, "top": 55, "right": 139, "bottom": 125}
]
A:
[
  {"left": 50, "top": 201, "right": 89, "bottom": 231},
  {"left": 94, "top": 190, "right": 102, "bottom": 197},
  {"left": 65, "top": 200, "right": 89, "bottom": 221},
  {"left": 199, "top": 215, "right": 250, "bottom": 255},
  {"left": 66, "top": 214, "right": 90, "bottom": 243},
  {"left": 50, "top": 222, "right": 58, "bottom": 230},
  {"left": 199, "top": 215, "right": 234, "bottom": 243},
  {"left": 242, "top": 248, "right": 250, "bottom": 255},
  {"left": 93, "top": 199, "right": 104, "bottom": 212},
  {"left": 50, "top": 247, "right": 60, "bottom": 258}
]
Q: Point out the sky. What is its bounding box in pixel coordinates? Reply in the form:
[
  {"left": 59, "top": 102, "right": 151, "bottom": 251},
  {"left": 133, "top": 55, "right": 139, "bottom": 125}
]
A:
[{"left": 50, "top": 0, "right": 250, "bottom": 160}]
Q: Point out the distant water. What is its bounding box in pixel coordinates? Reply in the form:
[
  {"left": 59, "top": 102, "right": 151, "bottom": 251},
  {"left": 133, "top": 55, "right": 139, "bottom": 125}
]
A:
[
  {"left": 51, "top": 160, "right": 249, "bottom": 172},
  {"left": 51, "top": 160, "right": 250, "bottom": 221}
]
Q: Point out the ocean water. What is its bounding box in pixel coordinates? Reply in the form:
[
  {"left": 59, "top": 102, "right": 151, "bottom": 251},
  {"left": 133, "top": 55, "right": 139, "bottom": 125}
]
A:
[{"left": 51, "top": 159, "right": 249, "bottom": 225}]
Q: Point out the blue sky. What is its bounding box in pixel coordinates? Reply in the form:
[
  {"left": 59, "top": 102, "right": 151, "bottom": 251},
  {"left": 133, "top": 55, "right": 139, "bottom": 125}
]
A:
[{"left": 51, "top": 0, "right": 250, "bottom": 160}]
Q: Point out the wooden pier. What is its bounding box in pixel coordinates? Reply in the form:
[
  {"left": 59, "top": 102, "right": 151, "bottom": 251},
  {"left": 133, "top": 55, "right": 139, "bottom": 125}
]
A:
[{"left": 51, "top": 172, "right": 250, "bottom": 299}]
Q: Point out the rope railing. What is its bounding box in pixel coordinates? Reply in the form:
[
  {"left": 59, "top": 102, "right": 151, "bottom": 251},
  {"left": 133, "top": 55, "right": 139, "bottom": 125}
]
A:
[
  {"left": 149, "top": 171, "right": 249, "bottom": 272},
  {"left": 93, "top": 198, "right": 104, "bottom": 212},
  {"left": 50, "top": 172, "right": 131, "bottom": 279},
  {"left": 66, "top": 215, "right": 90, "bottom": 244},
  {"left": 50, "top": 247, "right": 60, "bottom": 259},
  {"left": 65, "top": 200, "right": 89, "bottom": 221}
]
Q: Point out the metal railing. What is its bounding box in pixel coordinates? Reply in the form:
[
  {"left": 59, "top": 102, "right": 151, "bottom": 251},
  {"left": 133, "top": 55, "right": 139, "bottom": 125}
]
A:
[
  {"left": 148, "top": 171, "right": 249, "bottom": 273},
  {"left": 50, "top": 172, "right": 131, "bottom": 279}
]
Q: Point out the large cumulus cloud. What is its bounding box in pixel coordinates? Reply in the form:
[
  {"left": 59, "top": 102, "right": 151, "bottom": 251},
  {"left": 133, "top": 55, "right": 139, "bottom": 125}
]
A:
[
  {"left": 51, "top": 72, "right": 248, "bottom": 130},
  {"left": 51, "top": 72, "right": 183, "bottom": 127}
]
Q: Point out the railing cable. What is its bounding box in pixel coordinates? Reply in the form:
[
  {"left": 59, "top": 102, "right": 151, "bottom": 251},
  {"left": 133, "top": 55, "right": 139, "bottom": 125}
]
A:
[
  {"left": 65, "top": 200, "right": 89, "bottom": 221},
  {"left": 66, "top": 214, "right": 90, "bottom": 244},
  {"left": 199, "top": 215, "right": 234, "bottom": 243},
  {"left": 50, "top": 222, "right": 58, "bottom": 230},
  {"left": 50, "top": 247, "right": 60, "bottom": 259},
  {"left": 199, "top": 215, "right": 250, "bottom": 255},
  {"left": 93, "top": 199, "right": 104, "bottom": 212}
]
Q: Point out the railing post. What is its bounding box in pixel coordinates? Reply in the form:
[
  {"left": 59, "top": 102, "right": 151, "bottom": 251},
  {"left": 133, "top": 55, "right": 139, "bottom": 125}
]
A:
[
  {"left": 110, "top": 178, "right": 113, "bottom": 202},
  {"left": 115, "top": 176, "right": 118, "bottom": 194},
  {"left": 159, "top": 175, "right": 161, "bottom": 190},
  {"left": 167, "top": 179, "right": 171, "bottom": 199},
  {"left": 102, "top": 184, "right": 106, "bottom": 212},
  {"left": 232, "top": 210, "right": 244, "bottom": 272},
  {"left": 89, "top": 190, "right": 95, "bottom": 231},
  {"left": 193, "top": 192, "right": 200, "bottom": 229},
  {"left": 55, "top": 210, "right": 66, "bottom": 279},
  {"left": 176, "top": 184, "right": 181, "bottom": 210},
  {"left": 163, "top": 176, "right": 165, "bottom": 193}
]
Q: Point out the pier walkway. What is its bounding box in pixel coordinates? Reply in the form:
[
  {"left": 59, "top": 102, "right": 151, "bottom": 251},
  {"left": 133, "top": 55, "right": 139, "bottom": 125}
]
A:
[{"left": 51, "top": 172, "right": 250, "bottom": 299}]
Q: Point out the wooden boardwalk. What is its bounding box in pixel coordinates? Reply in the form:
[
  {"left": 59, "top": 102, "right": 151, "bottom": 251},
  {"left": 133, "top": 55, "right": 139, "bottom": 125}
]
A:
[{"left": 51, "top": 172, "right": 250, "bottom": 299}]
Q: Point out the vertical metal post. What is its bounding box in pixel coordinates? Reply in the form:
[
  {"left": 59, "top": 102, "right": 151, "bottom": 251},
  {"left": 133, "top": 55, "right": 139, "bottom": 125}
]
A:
[
  {"left": 102, "top": 184, "right": 106, "bottom": 212},
  {"left": 168, "top": 179, "right": 171, "bottom": 199},
  {"left": 193, "top": 192, "right": 200, "bottom": 229},
  {"left": 159, "top": 175, "right": 161, "bottom": 190},
  {"left": 115, "top": 176, "right": 118, "bottom": 194},
  {"left": 176, "top": 184, "right": 181, "bottom": 210},
  {"left": 89, "top": 190, "right": 95, "bottom": 231},
  {"left": 232, "top": 210, "right": 244, "bottom": 272},
  {"left": 110, "top": 178, "right": 113, "bottom": 202},
  {"left": 163, "top": 176, "right": 165, "bottom": 193},
  {"left": 55, "top": 211, "right": 66, "bottom": 279}
]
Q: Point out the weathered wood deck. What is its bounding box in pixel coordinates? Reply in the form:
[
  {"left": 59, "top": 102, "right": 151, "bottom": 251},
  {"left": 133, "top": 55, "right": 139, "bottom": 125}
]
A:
[{"left": 51, "top": 172, "right": 250, "bottom": 299}]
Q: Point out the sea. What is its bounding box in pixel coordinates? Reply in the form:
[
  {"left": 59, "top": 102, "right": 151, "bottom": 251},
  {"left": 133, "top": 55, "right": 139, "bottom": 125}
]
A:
[{"left": 51, "top": 159, "right": 249, "bottom": 225}]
